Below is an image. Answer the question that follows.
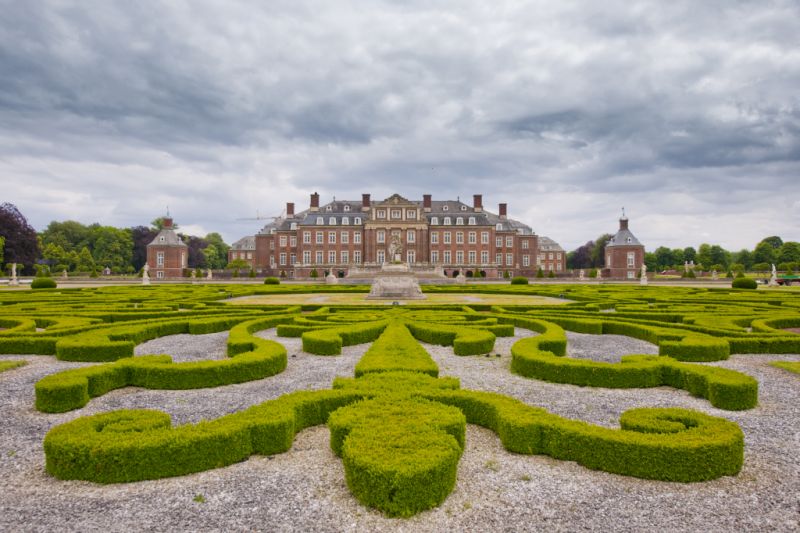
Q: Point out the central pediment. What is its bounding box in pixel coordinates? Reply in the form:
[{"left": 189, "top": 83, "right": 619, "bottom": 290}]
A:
[{"left": 377, "top": 193, "right": 414, "bottom": 206}]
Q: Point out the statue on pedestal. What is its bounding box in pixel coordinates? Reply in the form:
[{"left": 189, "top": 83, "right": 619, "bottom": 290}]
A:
[
  {"left": 639, "top": 264, "right": 648, "bottom": 286},
  {"left": 388, "top": 234, "right": 403, "bottom": 263},
  {"left": 711, "top": 269, "right": 718, "bottom": 281},
  {"left": 207, "top": 269, "right": 213, "bottom": 280},
  {"left": 578, "top": 269, "right": 585, "bottom": 280},
  {"left": 142, "top": 264, "right": 151, "bottom": 285},
  {"left": 9, "top": 263, "right": 19, "bottom": 286},
  {"left": 769, "top": 264, "right": 778, "bottom": 286}
]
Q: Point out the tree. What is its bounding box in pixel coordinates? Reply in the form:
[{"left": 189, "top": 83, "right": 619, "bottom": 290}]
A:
[
  {"left": 683, "top": 247, "right": 696, "bottom": 264},
  {"left": 42, "top": 243, "right": 70, "bottom": 271},
  {"left": 0, "top": 236, "right": 4, "bottom": 265},
  {"left": 696, "top": 244, "right": 712, "bottom": 270},
  {"left": 644, "top": 252, "right": 657, "bottom": 272},
  {"left": 778, "top": 241, "right": 800, "bottom": 264},
  {"left": 567, "top": 241, "right": 594, "bottom": 269},
  {"left": 131, "top": 226, "right": 158, "bottom": 272},
  {"left": 151, "top": 217, "right": 178, "bottom": 230},
  {"left": 181, "top": 235, "right": 208, "bottom": 269},
  {"left": 590, "top": 234, "right": 613, "bottom": 268},
  {"left": 40, "top": 220, "right": 92, "bottom": 253},
  {"left": 654, "top": 247, "right": 674, "bottom": 270},
  {"left": 671, "top": 248, "right": 684, "bottom": 268},
  {"left": 0, "top": 203, "right": 39, "bottom": 272},
  {"left": 753, "top": 241, "right": 776, "bottom": 265},
  {"left": 76, "top": 247, "right": 96, "bottom": 272},
  {"left": 732, "top": 249, "right": 753, "bottom": 270},
  {"left": 758, "top": 236, "right": 783, "bottom": 250},
  {"left": 91, "top": 226, "right": 133, "bottom": 271},
  {"left": 205, "top": 233, "right": 229, "bottom": 269}
]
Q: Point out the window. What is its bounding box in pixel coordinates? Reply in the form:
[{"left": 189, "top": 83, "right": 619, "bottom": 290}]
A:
[
  {"left": 303, "top": 232, "right": 311, "bottom": 244},
  {"left": 548, "top": 253, "right": 553, "bottom": 260},
  {"left": 481, "top": 251, "right": 489, "bottom": 264},
  {"left": 279, "top": 236, "right": 287, "bottom": 247},
  {"left": 523, "top": 255, "right": 530, "bottom": 267},
  {"left": 290, "top": 223, "right": 297, "bottom": 230},
  {"left": 522, "top": 240, "right": 528, "bottom": 249},
  {"left": 456, "top": 232, "right": 464, "bottom": 244},
  {"left": 627, "top": 270, "right": 635, "bottom": 279},
  {"left": 341, "top": 231, "right": 349, "bottom": 244},
  {"left": 303, "top": 251, "right": 311, "bottom": 264},
  {"left": 377, "top": 250, "right": 385, "bottom": 263},
  {"left": 506, "top": 237, "right": 513, "bottom": 248},
  {"left": 468, "top": 251, "right": 476, "bottom": 264},
  {"left": 456, "top": 217, "right": 464, "bottom": 225},
  {"left": 354, "top": 232, "right": 361, "bottom": 244},
  {"left": 431, "top": 232, "right": 439, "bottom": 244},
  {"left": 344, "top": 204, "right": 351, "bottom": 212},
  {"left": 341, "top": 250, "right": 349, "bottom": 264},
  {"left": 157, "top": 271, "right": 164, "bottom": 279},
  {"left": 431, "top": 250, "right": 439, "bottom": 263},
  {"left": 342, "top": 216, "right": 349, "bottom": 225},
  {"left": 280, "top": 253, "right": 287, "bottom": 265},
  {"left": 456, "top": 251, "right": 464, "bottom": 264},
  {"left": 496, "top": 223, "right": 503, "bottom": 231},
  {"left": 159, "top": 236, "right": 165, "bottom": 243},
  {"left": 316, "top": 232, "right": 323, "bottom": 244},
  {"left": 461, "top": 205, "right": 467, "bottom": 211},
  {"left": 316, "top": 217, "right": 324, "bottom": 225},
  {"left": 468, "top": 232, "right": 476, "bottom": 244},
  {"left": 353, "top": 250, "right": 361, "bottom": 264},
  {"left": 506, "top": 253, "right": 513, "bottom": 266},
  {"left": 431, "top": 216, "right": 439, "bottom": 225},
  {"left": 316, "top": 251, "right": 323, "bottom": 264},
  {"left": 354, "top": 217, "right": 361, "bottom": 225},
  {"left": 407, "top": 250, "right": 416, "bottom": 263},
  {"left": 481, "top": 232, "right": 489, "bottom": 244},
  {"left": 325, "top": 205, "right": 332, "bottom": 212},
  {"left": 443, "top": 251, "right": 451, "bottom": 263},
  {"left": 407, "top": 230, "right": 415, "bottom": 243},
  {"left": 443, "top": 232, "right": 451, "bottom": 244},
  {"left": 627, "top": 252, "right": 635, "bottom": 267},
  {"left": 444, "top": 217, "right": 452, "bottom": 225},
  {"left": 557, "top": 261, "right": 562, "bottom": 271},
  {"left": 328, "top": 231, "right": 336, "bottom": 244},
  {"left": 328, "top": 217, "right": 336, "bottom": 225},
  {"left": 496, "top": 253, "right": 502, "bottom": 265},
  {"left": 391, "top": 209, "right": 401, "bottom": 219},
  {"left": 442, "top": 205, "right": 449, "bottom": 211},
  {"left": 328, "top": 250, "right": 336, "bottom": 264},
  {"left": 468, "top": 217, "right": 476, "bottom": 225},
  {"left": 607, "top": 254, "right": 612, "bottom": 267},
  {"left": 290, "top": 236, "right": 296, "bottom": 247},
  {"left": 377, "top": 230, "right": 385, "bottom": 244},
  {"left": 406, "top": 209, "right": 416, "bottom": 219},
  {"left": 247, "top": 252, "right": 252, "bottom": 260},
  {"left": 290, "top": 253, "right": 296, "bottom": 265},
  {"left": 156, "top": 251, "right": 164, "bottom": 266},
  {"left": 557, "top": 253, "right": 562, "bottom": 259},
  {"left": 496, "top": 237, "right": 502, "bottom": 248},
  {"left": 377, "top": 210, "right": 386, "bottom": 219}
]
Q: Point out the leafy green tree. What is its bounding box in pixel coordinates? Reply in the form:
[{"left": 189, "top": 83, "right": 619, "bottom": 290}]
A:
[
  {"left": 590, "top": 234, "right": 613, "bottom": 268},
  {"left": 0, "top": 236, "right": 4, "bottom": 265},
  {"left": 758, "top": 236, "right": 783, "bottom": 250},
  {"left": 696, "top": 244, "right": 712, "bottom": 270},
  {"left": 567, "top": 241, "right": 594, "bottom": 269},
  {"left": 131, "top": 226, "right": 158, "bottom": 272},
  {"left": 151, "top": 217, "right": 178, "bottom": 230},
  {"left": 683, "top": 247, "right": 696, "bottom": 264},
  {"left": 671, "top": 248, "right": 684, "bottom": 266},
  {"left": 644, "top": 252, "right": 657, "bottom": 272},
  {"left": 752, "top": 262, "right": 770, "bottom": 273},
  {"left": 732, "top": 249, "right": 753, "bottom": 270},
  {"left": 76, "top": 247, "right": 96, "bottom": 272},
  {"left": 41, "top": 220, "right": 92, "bottom": 253},
  {"left": 205, "top": 233, "right": 229, "bottom": 269},
  {"left": 753, "top": 241, "right": 776, "bottom": 265},
  {"left": 778, "top": 242, "right": 800, "bottom": 264},
  {"left": 42, "top": 243, "right": 70, "bottom": 270},
  {"left": 653, "top": 247, "right": 673, "bottom": 269},
  {"left": 91, "top": 226, "right": 133, "bottom": 271}
]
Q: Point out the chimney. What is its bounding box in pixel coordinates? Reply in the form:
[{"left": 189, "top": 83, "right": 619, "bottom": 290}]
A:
[
  {"left": 362, "top": 193, "right": 371, "bottom": 211},
  {"left": 473, "top": 194, "right": 483, "bottom": 212},
  {"left": 163, "top": 217, "right": 174, "bottom": 229},
  {"left": 286, "top": 202, "right": 295, "bottom": 217},
  {"left": 310, "top": 192, "right": 319, "bottom": 212},
  {"left": 498, "top": 203, "right": 507, "bottom": 219},
  {"left": 423, "top": 194, "right": 432, "bottom": 212}
]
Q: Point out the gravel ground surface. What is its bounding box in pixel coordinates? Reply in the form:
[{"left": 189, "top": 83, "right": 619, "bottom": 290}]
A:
[{"left": 0, "top": 328, "right": 798, "bottom": 532}]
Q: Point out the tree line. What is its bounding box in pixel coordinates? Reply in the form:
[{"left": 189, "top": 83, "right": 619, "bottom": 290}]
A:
[
  {"left": 0, "top": 203, "right": 230, "bottom": 275},
  {"left": 567, "top": 233, "right": 800, "bottom": 274}
]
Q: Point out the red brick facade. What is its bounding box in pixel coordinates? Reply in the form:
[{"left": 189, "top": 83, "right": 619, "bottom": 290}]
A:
[
  {"left": 602, "top": 216, "right": 645, "bottom": 279},
  {"left": 229, "top": 193, "right": 564, "bottom": 279},
  {"left": 146, "top": 218, "right": 188, "bottom": 279}
]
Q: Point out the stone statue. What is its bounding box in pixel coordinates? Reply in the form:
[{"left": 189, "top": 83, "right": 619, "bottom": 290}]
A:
[
  {"left": 769, "top": 264, "right": 778, "bottom": 286},
  {"left": 62, "top": 269, "right": 68, "bottom": 279},
  {"left": 579, "top": 269, "right": 585, "bottom": 280},
  {"left": 142, "top": 264, "right": 151, "bottom": 285},
  {"left": 9, "top": 262, "right": 19, "bottom": 286},
  {"left": 639, "top": 263, "right": 648, "bottom": 286},
  {"left": 326, "top": 272, "right": 338, "bottom": 284},
  {"left": 190, "top": 269, "right": 196, "bottom": 279},
  {"left": 711, "top": 269, "right": 718, "bottom": 281},
  {"left": 388, "top": 234, "right": 403, "bottom": 263},
  {"left": 684, "top": 261, "right": 689, "bottom": 273},
  {"left": 207, "top": 268, "right": 213, "bottom": 280}
]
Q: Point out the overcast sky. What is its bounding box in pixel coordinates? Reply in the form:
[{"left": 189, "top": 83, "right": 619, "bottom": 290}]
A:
[{"left": 2, "top": 1, "right": 799, "bottom": 251}]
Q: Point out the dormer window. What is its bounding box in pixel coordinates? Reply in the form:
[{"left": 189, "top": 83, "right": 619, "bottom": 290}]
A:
[
  {"left": 354, "top": 217, "right": 362, "bottom": 225},
  {"left": 316, "top": 217, "right": 324, "bottom": 225},
  {"left": 290, "top": 223, "right": 297, "bottom": 230},
  {"left": 329, "top": 217, "right": 336, "bottom": 225},
  {"left": 460, "top": 205, "right": 467, "bottom": 211},
  {"left": 325, "top": 205, "right": 332, "bottom": 212},
  {"left": 344, "top": 205, "right": 351, "bottom": 212},
  {"left": 626, "top": 237, "right": 632, "bottom": 243},
  {"left": 342, "top": 216, "right": 349, "bottom": 225},
  {"left": 496, "top": 223, "right": 503, "bottom": 231},
  {"left": 456, "top": 217, "right": 464, "bottom": 225},
  {"left": 468, "top": 217, "right": 476, "bottom": 225},
  {"left": 444, "top": 217, "right": 451, "bottom": 225},
  {"left": 431, "top": 216, "right": 439, "bottom": 225},
  {"left": 159, "top": 236, "right": 165, "bottom": 242},
  {"left": 442, "top": 205, "right": 449, "bottom": 211}
]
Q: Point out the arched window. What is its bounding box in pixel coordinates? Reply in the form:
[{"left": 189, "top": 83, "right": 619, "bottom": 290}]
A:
[{"left": 456, "top": 217, "right": 464, "bottom": 225}]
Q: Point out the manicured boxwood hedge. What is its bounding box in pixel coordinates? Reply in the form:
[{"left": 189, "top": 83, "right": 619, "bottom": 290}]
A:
[{"left": 353, "top": 322, "right": 439, "bottom": 377}]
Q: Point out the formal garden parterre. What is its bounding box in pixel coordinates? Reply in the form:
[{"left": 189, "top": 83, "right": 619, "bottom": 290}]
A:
[{"left": 0, "top": 283, "right": 799, "bottom": 529}]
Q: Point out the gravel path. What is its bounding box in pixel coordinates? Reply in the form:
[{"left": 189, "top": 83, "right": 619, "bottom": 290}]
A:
[{"left": 0, "top": 329, "right": 798, "bottom": 532}]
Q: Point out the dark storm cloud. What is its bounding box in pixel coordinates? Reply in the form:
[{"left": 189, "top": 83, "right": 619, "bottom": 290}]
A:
[{"left": 1, "top": 0, "right": 799, "bottom": 250}]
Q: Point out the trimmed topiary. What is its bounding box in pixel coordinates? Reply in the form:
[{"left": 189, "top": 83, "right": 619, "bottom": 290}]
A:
[
  {"left": 31, "top": 278, "right": 57, "bottom": 289},
  {"left": 263, "top": 277, "right": 280, "bottom": 285},
  {"left": 511, "top": 276, "right": 529, "bottom": 285},
  {"left": 732, "top": 277, "right": 757, "bottom": 290}
]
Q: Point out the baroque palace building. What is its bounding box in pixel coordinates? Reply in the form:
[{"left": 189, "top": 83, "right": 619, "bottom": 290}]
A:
[{"left": 229, "top": 192, "right": 564, "bottom": 279}]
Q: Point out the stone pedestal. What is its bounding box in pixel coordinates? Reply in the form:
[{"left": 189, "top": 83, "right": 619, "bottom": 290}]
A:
[
  {"left": 326, "top": 273, "right": 338, "bottom": 284},
  {"left": 366, "top": 262, "right": 425, "bottom": 299},
  {"left": 455, "top": 272, "right": 466, "bottom": 284}
]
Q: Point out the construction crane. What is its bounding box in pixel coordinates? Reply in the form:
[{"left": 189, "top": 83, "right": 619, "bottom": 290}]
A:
[{"left": 235, "top": 208, "right": 286, "bottom": 222}]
